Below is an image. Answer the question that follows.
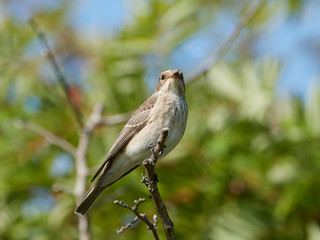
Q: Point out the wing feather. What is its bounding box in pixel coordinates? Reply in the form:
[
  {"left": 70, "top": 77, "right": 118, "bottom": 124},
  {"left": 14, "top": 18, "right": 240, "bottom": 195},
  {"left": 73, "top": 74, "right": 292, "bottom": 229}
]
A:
[{"left": 91, "top": 94, "right": 157, "bottom": 182}]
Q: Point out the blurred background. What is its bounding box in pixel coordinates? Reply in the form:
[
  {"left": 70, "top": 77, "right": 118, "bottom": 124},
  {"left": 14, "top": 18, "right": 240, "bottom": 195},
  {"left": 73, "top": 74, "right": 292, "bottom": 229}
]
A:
[{"left": 1, "top": 0, "right": 320, "bottom": 239}]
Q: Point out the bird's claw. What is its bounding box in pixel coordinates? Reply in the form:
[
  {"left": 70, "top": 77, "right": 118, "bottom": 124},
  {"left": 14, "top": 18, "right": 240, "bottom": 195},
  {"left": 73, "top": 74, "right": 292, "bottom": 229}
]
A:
[
  {"left": 141, "top": 174, "right": 159, "bottom": 186},
  {"left": 151, "top": 148, "right": 156, "bottom": 156},
  {"left": 153, "top": 174, "right": 159, "bottom": 184},
  {"left": 158, "top": 145, "right": 166, "bottom": 156},
  {"left": 149, "top": 144, "right": 166, "bottom": 156}
]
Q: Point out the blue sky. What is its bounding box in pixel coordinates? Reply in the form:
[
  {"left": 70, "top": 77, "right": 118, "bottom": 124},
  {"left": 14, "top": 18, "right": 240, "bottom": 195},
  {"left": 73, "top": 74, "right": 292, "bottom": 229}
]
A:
[
  {"left": 69, "top": 0, "right": 131, "bottom": 36},
  {"left": 254, "top": 0, "right": 320, "bottom": 97},
  {"left": 4, "top": 0, "right": 320, "bottom": 98},
  {"left": 68, "top": 0, "right": 320, "bottom": 98}
]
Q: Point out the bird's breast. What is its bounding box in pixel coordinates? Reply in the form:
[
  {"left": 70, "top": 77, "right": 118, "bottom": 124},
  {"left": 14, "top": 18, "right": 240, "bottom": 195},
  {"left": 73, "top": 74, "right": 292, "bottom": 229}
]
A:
[
  {"left": 124, "top": 94, "right": 187, "bottom": 163},
  {"left": 151, "top": 94, "right": 188, "bottom": 156}
]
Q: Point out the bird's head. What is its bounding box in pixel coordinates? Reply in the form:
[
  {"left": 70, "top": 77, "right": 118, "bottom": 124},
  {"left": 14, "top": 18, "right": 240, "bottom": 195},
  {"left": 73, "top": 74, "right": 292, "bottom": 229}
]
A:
[{"left": 155, "top": 69, "right": 185, "bottom": 98}]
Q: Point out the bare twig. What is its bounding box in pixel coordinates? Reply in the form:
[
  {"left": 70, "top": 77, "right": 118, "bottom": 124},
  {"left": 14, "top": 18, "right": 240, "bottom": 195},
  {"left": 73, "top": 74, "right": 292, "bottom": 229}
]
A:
[
  {"left": 116, "top": 216, "right": 139, "bottom": 234},
  {"left": 186, "top": 0, "right": 267, "bottom": 83},
  {"left": 13, "top": 119, "right": 76, "bottom": 156},
  {"left": 74, "top": 104, "right": 104, "bottom": 240},
  {"left": 114, "top": 198, "right": 159, "bottom": 239},
  {"left": 97, "top": 112, "right": 132, "bottom": 126},
  {"left": 29, "top": 19, "right": 84, "bottom": 127},
  {"left": 142, "top": 129, "right": 175, "bottom": 240},
  {"left": 74, "top": 104, "right": 104, "bottom": 199}
]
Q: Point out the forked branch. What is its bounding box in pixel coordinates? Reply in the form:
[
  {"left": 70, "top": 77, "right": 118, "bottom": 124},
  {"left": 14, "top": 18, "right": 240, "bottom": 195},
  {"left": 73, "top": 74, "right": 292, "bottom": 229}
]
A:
[{"left": 114, "top": 198, "right": 159, "bottom": 239}]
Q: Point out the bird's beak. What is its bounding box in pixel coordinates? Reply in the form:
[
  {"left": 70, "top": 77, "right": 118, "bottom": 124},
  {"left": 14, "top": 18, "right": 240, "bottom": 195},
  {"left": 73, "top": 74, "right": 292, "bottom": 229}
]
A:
[{"left": 171, "top": 70, "right": 183, "bottom": 80}]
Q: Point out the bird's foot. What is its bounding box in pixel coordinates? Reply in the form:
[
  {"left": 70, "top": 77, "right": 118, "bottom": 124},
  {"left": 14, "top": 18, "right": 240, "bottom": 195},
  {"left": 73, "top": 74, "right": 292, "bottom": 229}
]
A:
[
  {"left": 141, "top": 174, "right": 159, "bottom": 187},
  {"left": 153, "top": 174, "right": 159, "bottom": 184},
  {"left": 158, "top": 145, "right": 166, "bottom": 156},
  {"left": 148, "top": 143, "right": 166, "bottom": 156}
]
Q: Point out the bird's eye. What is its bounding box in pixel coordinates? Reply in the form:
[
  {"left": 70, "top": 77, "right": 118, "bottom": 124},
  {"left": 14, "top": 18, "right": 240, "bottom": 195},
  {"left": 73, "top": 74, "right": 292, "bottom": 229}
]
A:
[{"left": 161, "top": 74, "right": 165, "bottom": 80}]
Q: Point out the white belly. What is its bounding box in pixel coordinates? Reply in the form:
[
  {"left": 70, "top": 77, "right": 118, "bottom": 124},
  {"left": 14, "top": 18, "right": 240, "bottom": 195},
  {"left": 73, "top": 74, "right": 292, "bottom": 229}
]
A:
[{"left": 102, "top": 94, "right": 187, "bottom": 186}]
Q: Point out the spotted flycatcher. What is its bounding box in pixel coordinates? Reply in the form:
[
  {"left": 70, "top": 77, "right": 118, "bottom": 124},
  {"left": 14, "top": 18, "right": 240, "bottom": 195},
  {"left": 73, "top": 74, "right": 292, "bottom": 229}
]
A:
[{"left": 75, "top": 69, "right": 188, "bottom": 215}]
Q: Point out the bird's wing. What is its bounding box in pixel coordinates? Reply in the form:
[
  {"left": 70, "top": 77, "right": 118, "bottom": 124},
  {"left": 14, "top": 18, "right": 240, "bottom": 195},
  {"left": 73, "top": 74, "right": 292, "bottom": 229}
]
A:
[{"left": 91, "top": 94, "right": 157, "bottom": 182}]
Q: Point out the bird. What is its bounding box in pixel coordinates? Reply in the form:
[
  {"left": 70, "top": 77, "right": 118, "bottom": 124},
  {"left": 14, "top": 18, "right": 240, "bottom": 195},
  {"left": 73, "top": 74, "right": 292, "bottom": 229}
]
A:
[{"left": 75, "top": 69, "right": 188, "bottom": 216}]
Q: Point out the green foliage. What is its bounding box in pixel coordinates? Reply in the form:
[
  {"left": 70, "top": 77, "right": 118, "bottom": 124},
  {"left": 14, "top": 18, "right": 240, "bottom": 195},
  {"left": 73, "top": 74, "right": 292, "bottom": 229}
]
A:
[{"left": 1, "top": 1, "right": 320, "bottom": 240}]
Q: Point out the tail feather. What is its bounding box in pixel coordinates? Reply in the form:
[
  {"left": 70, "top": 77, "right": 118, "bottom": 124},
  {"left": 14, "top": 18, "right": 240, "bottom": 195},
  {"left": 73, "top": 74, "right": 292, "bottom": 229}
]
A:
[
  {"left": 74, "top": 165, "right": 140, "bottom": 215},
  {"left": 74, "top": 183, "right": 106, "bottom": 216}
]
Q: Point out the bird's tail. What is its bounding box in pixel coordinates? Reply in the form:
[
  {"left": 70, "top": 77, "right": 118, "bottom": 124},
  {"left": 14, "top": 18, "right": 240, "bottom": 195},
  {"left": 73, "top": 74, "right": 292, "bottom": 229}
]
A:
[{"left": 74, "top": 182, "right": 106, "bottom": 216}]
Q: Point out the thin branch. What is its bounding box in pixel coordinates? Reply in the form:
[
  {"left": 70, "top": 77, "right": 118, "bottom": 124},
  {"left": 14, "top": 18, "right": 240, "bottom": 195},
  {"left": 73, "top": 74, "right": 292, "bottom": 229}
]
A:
[
  {"left": 116, "top": 216, "right": 139, "bottom": 234},
  {"left": 97, "top": 112, "right": 132, "bottom": 126},
  {"left": 142, "top": 129, "right": 175, "bottom": 240},
  {"left": 13, "top": 119, "right": 76, "bottom": 156},
  {"left": 29, "top": 19, "right": 84, "bottom": 127},
  {"left": 74, "top": 104, "right": 104, "bottom": 240},
  {"left": 114, "top": 198, "right": 159, "bottom": 239},
  {"left": 186, "top": 0, "right": 267, "bottom": 83},
  {"left": 13, "top": 114, "right": 92, "bottom": 240}
]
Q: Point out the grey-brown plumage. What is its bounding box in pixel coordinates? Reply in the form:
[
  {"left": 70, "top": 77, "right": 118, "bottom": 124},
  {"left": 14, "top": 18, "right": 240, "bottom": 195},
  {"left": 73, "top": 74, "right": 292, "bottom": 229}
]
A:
[{"left": 75, "top": 69, "right": 188, "bottom": 215}]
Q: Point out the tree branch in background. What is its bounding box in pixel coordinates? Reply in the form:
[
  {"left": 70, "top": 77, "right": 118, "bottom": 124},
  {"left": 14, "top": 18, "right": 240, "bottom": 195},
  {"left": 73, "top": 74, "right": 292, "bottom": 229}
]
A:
[
  {"left": 14, "top": 102, "right": 129, "bottom": 240},
  {"left": 13, "top": 120, "right": 77, "bottom": 156},
  {"left": 97, "top": 112, "right": 132, "bottom": 126},
  {"left": 114, "top": 198, "right": 159, "bottom": 239},
  {"left": 29, "top": 19, "right": 84, "bottom": 127},
  {"left": 186, "top": 0, "right": 267, "bottom": 83},
  {"left": 142, "top": 129, "right": 175, "bottom": 240},
  {"left": 74, "top": 103, "right": 104, "bottom": 240}
]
